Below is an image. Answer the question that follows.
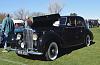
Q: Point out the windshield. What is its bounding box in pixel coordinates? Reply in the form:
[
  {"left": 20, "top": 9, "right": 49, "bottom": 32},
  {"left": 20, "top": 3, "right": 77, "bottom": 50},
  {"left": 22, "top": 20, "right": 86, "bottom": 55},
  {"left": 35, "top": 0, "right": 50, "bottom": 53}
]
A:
[{"left": 15, "top": 23, "right": 24, "bottom": 28}]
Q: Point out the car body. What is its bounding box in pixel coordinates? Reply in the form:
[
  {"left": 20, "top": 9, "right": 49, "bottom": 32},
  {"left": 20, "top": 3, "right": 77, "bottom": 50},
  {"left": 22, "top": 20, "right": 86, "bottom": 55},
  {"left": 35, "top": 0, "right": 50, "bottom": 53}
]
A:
[{"left": 15, "top": 14, "right": 93, "bottom": 60}]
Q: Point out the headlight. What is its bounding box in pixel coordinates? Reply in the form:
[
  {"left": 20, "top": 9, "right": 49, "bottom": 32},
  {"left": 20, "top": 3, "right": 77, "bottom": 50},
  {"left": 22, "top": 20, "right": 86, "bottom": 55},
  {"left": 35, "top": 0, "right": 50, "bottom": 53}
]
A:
[
  {"left": 12, "top": 38, "right": 14, "bottom": 41},
  {"left": 33, "top": 33, "right": 38, "bottom": 40},
  {"left": 21, "top": 42, "right": 24, "bottom": 48},
  {"left": 16, "top": 34, "right": 21, "bottom": 40}
]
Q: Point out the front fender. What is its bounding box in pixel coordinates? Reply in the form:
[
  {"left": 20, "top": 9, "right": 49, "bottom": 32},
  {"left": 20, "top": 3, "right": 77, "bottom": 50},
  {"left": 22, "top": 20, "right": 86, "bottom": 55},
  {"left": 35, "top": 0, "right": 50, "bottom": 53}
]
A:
[{"left": 37, "top": 31, "right": 62, "bottom": 53}]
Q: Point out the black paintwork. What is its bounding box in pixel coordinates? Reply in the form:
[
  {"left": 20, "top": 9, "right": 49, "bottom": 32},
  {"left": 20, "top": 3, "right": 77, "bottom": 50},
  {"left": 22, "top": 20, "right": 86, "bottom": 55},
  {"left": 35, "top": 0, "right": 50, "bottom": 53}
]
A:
[
  {"left": 31, "top": 14, "right": 60, "bottom": 27},
  {"left": 16, "top": 14, "right": 93, "bottom": 55}
]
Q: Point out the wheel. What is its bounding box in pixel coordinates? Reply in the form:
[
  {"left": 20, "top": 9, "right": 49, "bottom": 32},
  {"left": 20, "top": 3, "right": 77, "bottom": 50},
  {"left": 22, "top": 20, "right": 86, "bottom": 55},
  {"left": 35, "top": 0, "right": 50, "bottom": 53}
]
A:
[
  {"left": 16, "top": 53, "right": 21, "bottom": 56},
  {"left": 45, "top": 42, "right": 58, "bottom": 61},
  {"left": 85, "top": 35, "right": 91, "bottom": 47},
  {"left": 16, "top": 50, "right": 22, "bottom": 56},
  {"left": 16, "top": 50, "right": 25, "bottom": 57}
]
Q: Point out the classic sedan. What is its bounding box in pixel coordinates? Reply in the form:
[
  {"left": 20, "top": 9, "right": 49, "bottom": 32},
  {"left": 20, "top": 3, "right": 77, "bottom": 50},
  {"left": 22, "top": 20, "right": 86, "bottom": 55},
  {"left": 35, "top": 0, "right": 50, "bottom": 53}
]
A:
[{"left": 15, "top": 14, "right": 93, "bottom": 61}]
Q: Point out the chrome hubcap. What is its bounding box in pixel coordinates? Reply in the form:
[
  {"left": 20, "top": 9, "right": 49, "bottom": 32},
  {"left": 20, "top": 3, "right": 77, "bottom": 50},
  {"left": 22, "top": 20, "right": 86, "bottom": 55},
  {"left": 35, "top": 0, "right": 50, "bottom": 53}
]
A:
[
  {"left": 86, "top": 35, "right": 91, "bottom": 46},
  {"left": 48, "top": 42, "right": 58, "bottom": 60}
]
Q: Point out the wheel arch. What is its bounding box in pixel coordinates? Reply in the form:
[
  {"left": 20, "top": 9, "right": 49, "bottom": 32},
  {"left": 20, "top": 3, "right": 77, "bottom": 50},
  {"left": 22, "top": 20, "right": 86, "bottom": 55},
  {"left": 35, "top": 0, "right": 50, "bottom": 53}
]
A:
[
  {"left": 83, "top": 29, "right": 94, "bottom": 45},
  {"left": 86, "top": 29, "right": 94, "bottom": 40},
  {"left": 39, "top": 31, "right": 63, "bottom": 52}
]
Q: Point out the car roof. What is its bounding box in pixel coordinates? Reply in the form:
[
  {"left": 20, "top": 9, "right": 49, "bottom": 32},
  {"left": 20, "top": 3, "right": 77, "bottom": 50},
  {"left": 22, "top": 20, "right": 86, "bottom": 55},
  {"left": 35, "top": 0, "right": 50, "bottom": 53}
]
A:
[
  {"left": 61, "top": 16, "right": 84, "bottom": 19},
  {"left": 61, "top": 16, "right": 85, "bottom": 22}
]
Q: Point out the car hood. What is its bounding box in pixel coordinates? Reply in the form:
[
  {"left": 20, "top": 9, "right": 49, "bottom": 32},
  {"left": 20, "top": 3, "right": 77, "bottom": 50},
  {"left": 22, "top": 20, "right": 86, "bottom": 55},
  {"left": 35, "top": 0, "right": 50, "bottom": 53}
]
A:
[{"left": 31, "top": 14, "right": 60, "bottom": 27}]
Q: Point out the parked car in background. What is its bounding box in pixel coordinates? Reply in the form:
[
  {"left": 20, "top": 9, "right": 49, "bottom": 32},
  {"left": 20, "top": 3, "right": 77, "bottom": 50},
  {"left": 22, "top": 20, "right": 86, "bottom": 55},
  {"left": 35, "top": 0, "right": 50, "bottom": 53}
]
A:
[
  {"left": 13, "top": 20, "right": 24, "bottom": 27},
  {"left": 11, "top": 20, "right": 24, "bottom": 49},
  {"left": 88, "top": 19, "right": 99, "bottom": 28},
  {"left": 0, "top": 24, "right": 3, "bottom": 46},
  {"left": 15, "top": 14, "right": 93, "bottom": 61},
  {"left": 98, "top": 20, "right": 100, "bottom": 26},
  {"left": 0, "top": 20, "right": 25, "bottom": 48},
  {"left": 0, "top": 20, "right": 24, "bottom": 49}
]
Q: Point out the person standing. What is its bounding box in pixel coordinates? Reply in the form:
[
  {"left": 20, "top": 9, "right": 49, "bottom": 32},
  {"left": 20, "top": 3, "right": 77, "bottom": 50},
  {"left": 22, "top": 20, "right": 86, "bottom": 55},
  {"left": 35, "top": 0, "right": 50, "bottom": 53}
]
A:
[
  {"left": 2, "top": 14, "right": 15, "bottom": 52},
  {"left": 25, "top": 17, "right": 32, "bottom": 28}
]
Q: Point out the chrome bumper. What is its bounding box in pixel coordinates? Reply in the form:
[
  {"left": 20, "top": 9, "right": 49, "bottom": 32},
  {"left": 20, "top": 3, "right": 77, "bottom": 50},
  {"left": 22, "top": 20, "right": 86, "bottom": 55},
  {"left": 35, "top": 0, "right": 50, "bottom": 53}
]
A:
[{"left": 16, "top": 50, "right": 43, "bottom": 55}]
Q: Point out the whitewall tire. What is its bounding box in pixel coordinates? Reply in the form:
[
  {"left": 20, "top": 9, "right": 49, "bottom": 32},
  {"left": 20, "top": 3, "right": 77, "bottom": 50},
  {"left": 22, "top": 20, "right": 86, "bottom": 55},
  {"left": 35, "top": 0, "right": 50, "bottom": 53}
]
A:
[
  {"left": 45, "top": 42, "right": 58, "bottom": 60},
  {"left": 85, "top": 35, "right": 91, "bottom": 47}
]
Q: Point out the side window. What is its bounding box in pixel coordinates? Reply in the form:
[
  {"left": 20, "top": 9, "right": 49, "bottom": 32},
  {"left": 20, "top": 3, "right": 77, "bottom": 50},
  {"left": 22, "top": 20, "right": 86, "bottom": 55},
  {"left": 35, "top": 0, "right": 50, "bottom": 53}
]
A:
[
  {"left": 60, "top": 17, "right": 67, "bottom": 26},
  {"left": 67, "top": 17, "right": 76, "bottom": 27},
  {"left": 76, "top": 17, "right": 85, "bottom": 27}
]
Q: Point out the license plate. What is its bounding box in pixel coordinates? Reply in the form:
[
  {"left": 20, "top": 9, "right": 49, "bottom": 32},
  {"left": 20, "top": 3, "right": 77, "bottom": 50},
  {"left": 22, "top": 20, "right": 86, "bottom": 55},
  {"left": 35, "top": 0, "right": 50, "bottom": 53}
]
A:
[{"left": 18, "top": 50, "right": 28, "bottom": 55}]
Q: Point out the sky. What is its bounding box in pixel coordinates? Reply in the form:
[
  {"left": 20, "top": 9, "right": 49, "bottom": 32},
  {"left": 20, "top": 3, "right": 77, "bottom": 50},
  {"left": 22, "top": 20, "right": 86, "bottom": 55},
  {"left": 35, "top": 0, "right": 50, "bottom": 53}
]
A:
[{"left": 0, "top": 0, "right": 100, "bottom": 19}]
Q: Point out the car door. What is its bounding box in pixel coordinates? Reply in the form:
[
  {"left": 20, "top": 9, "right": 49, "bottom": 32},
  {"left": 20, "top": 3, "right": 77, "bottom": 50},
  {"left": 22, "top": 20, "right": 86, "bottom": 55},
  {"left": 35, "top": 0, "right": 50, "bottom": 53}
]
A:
[
  {"left": 75, "top": 17, "right": 86, "bottom": 44},
  {"left": 61, "top": 16, "right": 77, "bottom": 47}
]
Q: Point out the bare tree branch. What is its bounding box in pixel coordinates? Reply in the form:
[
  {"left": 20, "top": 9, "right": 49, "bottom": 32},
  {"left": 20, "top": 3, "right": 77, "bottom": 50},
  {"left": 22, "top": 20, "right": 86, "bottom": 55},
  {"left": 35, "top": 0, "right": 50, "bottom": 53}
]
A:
[
  {"left": 0, "top": 12, "right": 6, "bottom": 23},
  {"left": 31, "top": 12, "right": 45, "bottom": 17},
  {"left": 14, "top": 9, "right": 29, "bottom": 20},
  {"left": 48, "top": 0, "right": 63, "bottom": 14}
]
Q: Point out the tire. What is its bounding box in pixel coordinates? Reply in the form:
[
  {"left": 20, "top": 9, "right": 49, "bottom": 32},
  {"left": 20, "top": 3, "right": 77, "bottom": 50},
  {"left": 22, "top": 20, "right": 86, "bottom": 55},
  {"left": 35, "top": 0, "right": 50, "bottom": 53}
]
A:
[
  {"left": 16, "top": 50, "right": 22, "bottom": 56},
  {"left": 16, "top": 50, "right": 25, "bottom": 57},
  {"left": 45, "top": 42, "right": 58, "bottom": 61},
  {"left": 16, "top": 53, "right": 21, "bottom": 56},
  {"left": 85, "top": 35, "right": 91, "bottom": 47}
]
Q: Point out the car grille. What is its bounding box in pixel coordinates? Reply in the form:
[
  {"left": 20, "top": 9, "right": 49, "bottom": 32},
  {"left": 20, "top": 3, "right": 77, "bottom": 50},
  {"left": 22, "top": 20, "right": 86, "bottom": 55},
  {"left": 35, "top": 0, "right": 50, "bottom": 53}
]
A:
[{"left": 23, "top": 29, "right": 33, "bottom": 49}]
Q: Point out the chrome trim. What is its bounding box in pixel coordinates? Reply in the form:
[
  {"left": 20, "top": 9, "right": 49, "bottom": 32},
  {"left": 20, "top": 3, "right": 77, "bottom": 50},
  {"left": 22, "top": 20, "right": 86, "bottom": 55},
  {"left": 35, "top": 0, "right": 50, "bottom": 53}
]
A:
[
  {"left": 28, "top": 51, "right": 43, "bottom": 55},
  {"left": 17, "top": 50, "right": 43, "bottom": 55}
]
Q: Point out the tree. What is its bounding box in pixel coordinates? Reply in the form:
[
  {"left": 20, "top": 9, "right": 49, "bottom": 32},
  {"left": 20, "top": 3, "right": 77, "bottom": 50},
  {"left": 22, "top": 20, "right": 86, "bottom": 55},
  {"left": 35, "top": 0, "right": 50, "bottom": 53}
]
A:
[
  {"left": 70, "top": 13, "right": 77, "bottom": 16},
  {"left": 14, "top": 9, "right": 29, "bottom": 20},
  {"left": 31, "top": 12, "right": 45, "bottom": 17},
  {"left": 48, "top": 0, "right": 63, "bottom": 14},
  {"left": 0, "top": 12, "right": 6, "bottom": 23}
]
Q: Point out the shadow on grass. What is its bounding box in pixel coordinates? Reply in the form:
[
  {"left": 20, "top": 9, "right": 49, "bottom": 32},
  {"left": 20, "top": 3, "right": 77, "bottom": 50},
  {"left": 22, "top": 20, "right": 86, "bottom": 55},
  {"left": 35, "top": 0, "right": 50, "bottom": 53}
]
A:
[
  {"left": 58, "top": 42, "right": 95, "bottom": 58},
  {"left": 17, "top": 54, "right": 45, "bottom": 61},
  {"left": 16, "top": 42, "right": 95, "bottom": 61}
]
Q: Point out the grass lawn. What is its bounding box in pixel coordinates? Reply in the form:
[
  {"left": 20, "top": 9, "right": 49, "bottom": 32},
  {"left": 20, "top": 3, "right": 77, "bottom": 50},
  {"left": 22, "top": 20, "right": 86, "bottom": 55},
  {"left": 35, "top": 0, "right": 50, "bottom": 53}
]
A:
[{"left": 0, "top": 28, "right": 100, "bottom": 65}]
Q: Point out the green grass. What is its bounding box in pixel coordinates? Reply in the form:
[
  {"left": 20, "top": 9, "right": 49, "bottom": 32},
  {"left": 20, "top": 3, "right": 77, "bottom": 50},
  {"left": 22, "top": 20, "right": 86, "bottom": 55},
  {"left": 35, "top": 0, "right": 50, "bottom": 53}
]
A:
[{"left": 0, "top": 28, "right": 100, "bottom": 65}]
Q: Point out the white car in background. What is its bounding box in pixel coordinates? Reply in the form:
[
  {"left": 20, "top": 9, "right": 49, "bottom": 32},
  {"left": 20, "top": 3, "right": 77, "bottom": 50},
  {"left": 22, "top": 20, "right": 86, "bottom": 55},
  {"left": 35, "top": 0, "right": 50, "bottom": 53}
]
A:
[{"left": 13, "top": 20, "right": 24, "bottom": 27}]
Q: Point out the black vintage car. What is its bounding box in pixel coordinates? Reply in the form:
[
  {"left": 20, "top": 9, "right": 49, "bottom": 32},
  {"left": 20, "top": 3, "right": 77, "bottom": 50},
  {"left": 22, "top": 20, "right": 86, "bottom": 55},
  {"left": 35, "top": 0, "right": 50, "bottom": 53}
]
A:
[{"left": 15, "top": 14, "right": 93, "bottom": 60}]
